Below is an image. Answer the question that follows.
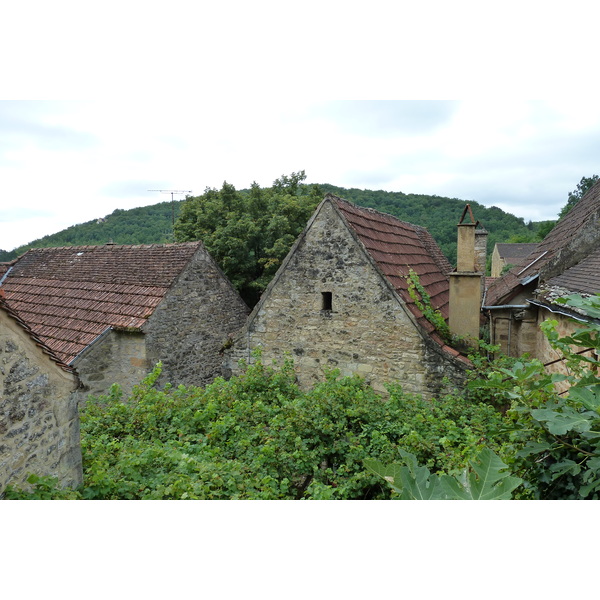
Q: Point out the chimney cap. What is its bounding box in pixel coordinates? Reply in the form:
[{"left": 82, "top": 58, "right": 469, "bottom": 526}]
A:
[{"left": 458, "top": 204, "right": 479, "bottom": 227}]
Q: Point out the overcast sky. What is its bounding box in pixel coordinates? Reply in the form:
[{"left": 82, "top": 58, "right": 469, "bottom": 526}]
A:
[
  {"left": 1, "top": 99, "right": 598, "bottom": 251},
  {"left": 2, "top": 2, "right": 599, "bottom": 253}
]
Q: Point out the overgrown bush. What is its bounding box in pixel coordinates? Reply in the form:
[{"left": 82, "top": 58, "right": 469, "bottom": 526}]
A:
[{"left": 4, "top": 352, "right": 506, "bottom": 500}]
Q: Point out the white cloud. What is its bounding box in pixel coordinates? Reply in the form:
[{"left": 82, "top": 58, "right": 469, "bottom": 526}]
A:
[{"left": 1, "top": 98, "right": 599, "bottom": 251}]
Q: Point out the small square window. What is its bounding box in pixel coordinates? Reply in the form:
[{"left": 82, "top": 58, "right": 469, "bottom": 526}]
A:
[{"left": 321, "top": 291, "right": 332, "bottom": 311}]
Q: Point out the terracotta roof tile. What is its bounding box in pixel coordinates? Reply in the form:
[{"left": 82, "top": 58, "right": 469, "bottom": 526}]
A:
[
  {"left": 0, "top": 295, "right": 74, "bottom": 372},
  {"left": 0, "top": 242, "right": 203, "bottom": 364}
]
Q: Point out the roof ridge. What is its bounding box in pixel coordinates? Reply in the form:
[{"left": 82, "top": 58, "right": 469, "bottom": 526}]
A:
[
  {"left": 327, "top": 193, "right": 428, "bottom": 232},
  {"left": 23, "top": 240, "right": 203, "bottom": 253}
]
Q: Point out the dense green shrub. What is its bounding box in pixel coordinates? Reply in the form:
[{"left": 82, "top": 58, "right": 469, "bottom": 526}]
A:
[{"left": 4, "top": 352, "right": 507, "bottom": 500}]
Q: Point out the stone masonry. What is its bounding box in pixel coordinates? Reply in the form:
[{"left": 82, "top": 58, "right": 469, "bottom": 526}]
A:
[
  {"left": 144, "top": 246, "right": 250, "bottom": 389},
  {"left": 226, "top": 199, "right": 466, "bottom": 397},
  {"left": 0, "top": 308, "right": 82, "bottom": 494}
]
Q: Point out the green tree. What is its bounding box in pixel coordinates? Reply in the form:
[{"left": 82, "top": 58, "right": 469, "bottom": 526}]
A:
[
  {"left": 534, "top": 219, "right": 557, "bottom": 240},
  {"left": 174, "top": 171, "right": 322, "bottom": 306},
  {"left": 559, "top": 175, "right": 599, "bottom": 219}
]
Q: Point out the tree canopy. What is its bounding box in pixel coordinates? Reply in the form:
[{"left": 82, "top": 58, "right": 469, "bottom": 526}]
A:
[
  {"left": 559, "top": 174, "right": 599, "bottom": 219},
  {"left": 174, "top": 171, "right": 322, "bottom": 306}
]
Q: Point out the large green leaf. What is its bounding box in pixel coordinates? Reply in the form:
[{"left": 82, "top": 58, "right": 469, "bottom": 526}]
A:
[
  {"left": 364, "top": 450, "right": 448, "bottom": 499},
  {"left": 568, "top": 385, "right": 600, "bottom": 412},
  {"left": 530, "top": 406, "right": 595, "bottom": 435},
  {"left": 365, "top": 448, "right": 522, "bottom": 500}
]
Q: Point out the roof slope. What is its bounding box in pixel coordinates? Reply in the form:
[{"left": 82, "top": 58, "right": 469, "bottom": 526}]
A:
[
  {"left": 495, "top": 243, "right": 539, "bottom": 260},
  {"left": 330, "top": 196, "right": 466, "bottom": 361},
  {"left": 544, "top": 245, "right": 600, "bottom": 296},
  {"left": 0, "top": 294, "right": 74, "bottom": 372},
  {"left": 486, "top": 180, "right": 600, "bottom": 306},
  {"left": 0, "top": 242, "right": 203, "bottom": 364}
]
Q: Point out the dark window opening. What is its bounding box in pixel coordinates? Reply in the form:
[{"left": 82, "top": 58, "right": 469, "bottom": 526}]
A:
[{"left": 321, "top": 291, "right": 332, "bottom": 311}]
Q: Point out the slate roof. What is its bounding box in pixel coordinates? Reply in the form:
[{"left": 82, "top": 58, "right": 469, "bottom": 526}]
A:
[
  {"left": 544, "top": 245, "right": 600, "bottom": 296},
  {"left": 0, "top": 242, "right": 203, "bottom": 364},
  {"left": 495, "top": 243, "right": 539, "bottom": 261},
  {"left": 331, "top": 196, "right": 468, "bottom": 363},
  {"left": 485, "top": 180, "right": 600, "bottom": 306}
]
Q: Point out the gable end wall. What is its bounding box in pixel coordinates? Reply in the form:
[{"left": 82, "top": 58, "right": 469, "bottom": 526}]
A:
[
  {"left": 227, "top": 201, "right": 464, "bottom": 397},
  {"left": 0, "top": 310, "right": 82, "bottom": 493},
  {"left": 145, "top": 246, "right": 249, "bottom": 388}
]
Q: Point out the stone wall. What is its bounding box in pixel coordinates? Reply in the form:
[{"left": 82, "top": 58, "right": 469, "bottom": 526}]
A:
[
  {"left": 226, "top": 201, "right": 466, "bottom": 398},
  {"left": 72, "top": 329, "right": 148, "bottom": 402},
  {"left": 71, "top": 247, "right": 249, "bottom": 401},
  {"left": 0, "top": 309, "right": 82, "bottom": 494},
  {"left": 534, "top": 307, "right": 594, "bottom": 392},
  {"left": 145, "top": 247, "right": 249, "bottom": 389},
  {"left": 489, "top": 305, "right": 539, "bottom": 357}
]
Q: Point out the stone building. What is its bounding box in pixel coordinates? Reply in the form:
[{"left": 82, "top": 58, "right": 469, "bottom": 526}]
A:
[
  {"left": 0, "top": 242, "right": 249, "bottom": 401},
  {"left": 0, "top": 295, "right": 82, "bottom": 494},
  {"left": 484, "top": 179, "right": 600, "bottom": 371},
  {"left": 226, "top": 194, "right": 472, "bottom": 397}
]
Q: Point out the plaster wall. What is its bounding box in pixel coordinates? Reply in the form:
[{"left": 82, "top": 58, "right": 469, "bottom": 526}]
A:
[{"left": 72, "top": 329, "right": 148, "bottom": 402}]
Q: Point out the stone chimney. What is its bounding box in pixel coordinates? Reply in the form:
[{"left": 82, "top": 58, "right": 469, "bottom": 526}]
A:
[
  {"left": 449, "top": 204, "right": 483, "bottom": 343},
  {"left": 475, "top": 226, "right": 488, "bottom": 273}
]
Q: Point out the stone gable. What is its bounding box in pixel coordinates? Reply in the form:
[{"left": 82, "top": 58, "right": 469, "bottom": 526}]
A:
[
  {"left": 2, "top": 242, "right": 250, "bottom": 401},
  {"left": 0, "top": 304, "right": 82, "bottom": 494},
  {"left": 226, "top": 198, "right": 466, "bottom": 397}
]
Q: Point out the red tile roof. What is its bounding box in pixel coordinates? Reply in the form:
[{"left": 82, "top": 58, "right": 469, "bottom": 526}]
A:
[
  {"left": 331, "top": 196, "right": 468, "bottom": 363},
  {"left": 485, "top": 180, "right": 600, "bottom": 306},
  {"left": 0, "top": 242, "right": 203, "bottom": 364},
  {"left": 0, "top": 294, "right": 74, "bottom": 372}
]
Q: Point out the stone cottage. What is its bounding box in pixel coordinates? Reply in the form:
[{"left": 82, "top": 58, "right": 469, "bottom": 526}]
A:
[
  {"left": 0, "top": 294, "right": 82, "bottom": 494},
  {"left": 0, "top": 242, "right": 249, "bottom": 401},
  {"left": 484, "top": 179, "right": 600, "bottom": 370},
  {"left": 225, "top": 194, "right": 473, "bottom": 397}
]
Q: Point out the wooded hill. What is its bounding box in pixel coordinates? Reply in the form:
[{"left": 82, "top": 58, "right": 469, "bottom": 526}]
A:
[
  {"left": 318, "top": 184, "right": 545, "bottom": 266},
  {"left": 1, "top": 183, "right": 542, "bottom": 267}
]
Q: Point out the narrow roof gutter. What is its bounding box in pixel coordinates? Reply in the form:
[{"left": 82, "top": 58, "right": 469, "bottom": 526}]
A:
[
  {"left": 482, "top": 304, "right": 531, "bottom": 310},
  {"left": 527, "top": 299, "right": 591, "bottom": 323},
  {"left": 517, "top": 251, "right": 548, "bottom": 276},
  {"left": 69, "top": 326, "right": 113, "bottom": 365}
]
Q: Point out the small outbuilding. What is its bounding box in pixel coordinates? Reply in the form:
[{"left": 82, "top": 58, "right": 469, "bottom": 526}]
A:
[
  {"left": 490, "top": 242, "right": 539, "bottom": 277},
  {"left": 0, "top": 242, "right": 249, "bottom": 401}
]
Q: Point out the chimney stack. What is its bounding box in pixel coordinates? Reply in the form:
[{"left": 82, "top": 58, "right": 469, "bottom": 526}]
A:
[{"left": 449, "top": 204, "right": 483, "bottom": 343}]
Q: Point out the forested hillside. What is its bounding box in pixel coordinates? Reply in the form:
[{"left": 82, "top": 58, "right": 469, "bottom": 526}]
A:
[
  {"left": 0, "top": 200, "right": 181, "bottom": 261},
  {"left": 1, "top": 180, "right": 538, "bottom": 269},
  {"left": 318, "top": 184, "right": 537, "bottom": 265}
]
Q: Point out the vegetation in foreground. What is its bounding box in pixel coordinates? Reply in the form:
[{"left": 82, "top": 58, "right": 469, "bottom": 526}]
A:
[
  {"left": 3, "top": 352, "right": 507, "bottom": 500},
  {"left": 5, "top": 295, "right": 600, "bottom": 500}
]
